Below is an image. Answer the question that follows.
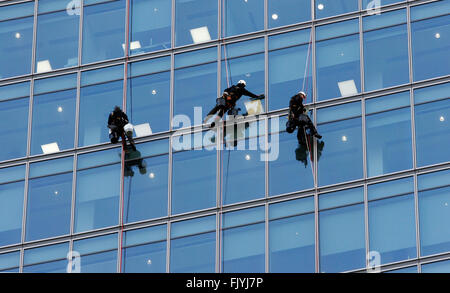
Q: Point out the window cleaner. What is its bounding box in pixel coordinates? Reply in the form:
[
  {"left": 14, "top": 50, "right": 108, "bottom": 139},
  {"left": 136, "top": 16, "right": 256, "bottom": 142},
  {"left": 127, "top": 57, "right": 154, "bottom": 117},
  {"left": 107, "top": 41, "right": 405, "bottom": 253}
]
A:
[
  {"left": 204, "top": 80, "right": 265, "bottom": 128},
  {"left": 107, "top": 106, "right": 136, "bottom": 151}
]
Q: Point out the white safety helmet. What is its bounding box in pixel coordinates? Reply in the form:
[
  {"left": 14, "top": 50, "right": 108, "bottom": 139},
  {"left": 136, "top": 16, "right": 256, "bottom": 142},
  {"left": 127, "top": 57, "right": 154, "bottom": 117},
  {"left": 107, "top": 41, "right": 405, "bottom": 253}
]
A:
[
  {"left": 237, "top": 80, "right": 246, "bottom": 87},
  {"left": 124, "top": 123, "right": 134, "bottom": 137},
  {"left": 298, "top": 91, "right": 307, "bottom": 99}
]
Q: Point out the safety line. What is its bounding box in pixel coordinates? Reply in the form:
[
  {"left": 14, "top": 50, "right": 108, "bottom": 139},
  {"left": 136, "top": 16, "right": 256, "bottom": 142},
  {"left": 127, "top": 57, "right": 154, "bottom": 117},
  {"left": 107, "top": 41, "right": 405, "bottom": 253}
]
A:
[{"left": 118, "top": 0, "right": 131, "bottom": 274}]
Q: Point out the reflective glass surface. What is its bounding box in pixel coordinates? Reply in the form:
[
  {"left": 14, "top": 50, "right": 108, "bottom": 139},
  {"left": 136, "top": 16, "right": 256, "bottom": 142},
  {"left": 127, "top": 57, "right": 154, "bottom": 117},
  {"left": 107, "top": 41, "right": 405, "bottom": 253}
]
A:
[
  {"left": 0, "top": 181, "right": 24, "bottom": 246},
  {"left": 223, "top": 0, "right": 264, "bottom": 37},
  {"left": 82, "top": 0, "right": 126, "bottom": 64},
  {"left": 268, "top": 0, "right": 311, "bottom": 29},
  {"left": 175, "top": 0, "right": 217, "bottom": 47},
  {"left": 130, "top": 0, "right": 171, "bottom": 55},
  {"left": 315, "top": 0, "right": 358, "bottom": 19}
]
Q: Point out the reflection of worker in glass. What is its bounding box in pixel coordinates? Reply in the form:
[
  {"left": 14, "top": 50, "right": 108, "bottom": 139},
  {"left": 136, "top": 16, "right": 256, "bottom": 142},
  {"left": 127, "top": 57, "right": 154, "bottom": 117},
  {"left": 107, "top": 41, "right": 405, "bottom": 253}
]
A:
[
  {"left": 107, "top": 106, "right": 136, "bottom": 151},
  {"left": 295, "top": 140, "right": 325, "bottom": 168},
  {"left": 286, "top": 91, "right": 321, "bottom": 144},
  {"left": 123, "top": 144, "right": 147, "bottom": 177},
  {"left": 204, "top": 80, "right": 265, "bottom": 128}
]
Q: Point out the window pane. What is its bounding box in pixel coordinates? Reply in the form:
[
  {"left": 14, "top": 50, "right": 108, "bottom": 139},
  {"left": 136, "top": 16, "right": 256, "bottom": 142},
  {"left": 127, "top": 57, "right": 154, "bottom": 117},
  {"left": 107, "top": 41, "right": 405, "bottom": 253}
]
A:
[
  {"left": 316, "top": 34, "right": 360, "bottom": 101},
  {"left": 124, "top": 145, "right": 169, "bottom": 223},
  {"left": 35, "top": 10, "right": 79, "bottom": 72},
  {"left": 175, "top": 0, "right": 218, "bottom": 47},
  {"left": 23, "top": 259, "right": 67, "bottom": 273},
  {"left": 315, "top": 0, "right": 358, "bottom": 19},
  {"left": 411, "top": 14, "right": 450, "bottom": 81},
  {"left": 269, "top": 213, "right": 315, "bottom": 273},
  {"left": 130, "top": 0, "right": 171, "bottom": 55},
  {"left": 385, "top": 266, "right": 418, "bottom": 273},
  {"left": 0, "top": 97, "right": 29, "bottom": 162},
  {"left": 422, "top": 259, "right": 450, "bottom": 273},
  {"left": 268, "top": 38, "right": 313, "bottom": 110},
  {"left": 419, "top": 185, "right": 450, "bottom": 256},
  {"left": 174, "top": 50, "right": 217, "bottom": 128},
  {"left": 75, "top": 164, "right": 120, "bottom": 233},
  {"left": 122, "top": 241, "right": 166, "bottom": 273},
  {"left": 172, "top": 147, "right": 216, "bottom": 214},
  {"left": 31, "top": 88, "right": 77, "bottom": 155},
  {"left": 369, "top": 194, "right": 416, "bottom": 265},
  {"left": 122, "top": 225, "right": 166, "bottom": 273},
  {"left": 73, "top": 234, "right": 118, "bottom": 273},
  {"left": 415, "top": 98, "right": 450, "bottom": 167},
  {"left": 0, "top": 3, "right": 34, "bottom": 79},
  {"left": 127, "top": 70, "right": 170, "bottom": 134},
  {"left": 79, "top": 80, "right": 123, "bottom": 147},
  {"left": 0, "top": 181, "right": 24, "bottom": 246},
  {"left": 0, "top": 251, "right": 20, "bottom": 271},
  {"left": 82, "top": 0, "right": 126, "bottom": 64},
  {"left": 268, "top": 0, "right": 311, "bottom": 29},
  {"left": 364, "top": 24, "right": 409, "bottom": 91},
  {"left": 171, "top": 216, "right": 216, "bottom": 273},
  {"left": 223, "top": 223, "right": 265, "bottom": 272},
  {"left": 23, "top": 242, "right": 69, "bottom": 273},
  {"left": 366, "top": 106, "right": 412, "bottom": 177},
  {"left": 317, "top": 117, "right": 363, "bottom": 186},
  {"left": 269, "top": 118, "right": 314, "bottom": 196},
  {"left": 26, "top": 171, "right": 73, "bottom": 241},
  {"left": 319, "top": 204, "right": 365, "bottom": 273},
  {"left": 223, "top": 0, "right": 264, "bottom": 37}
]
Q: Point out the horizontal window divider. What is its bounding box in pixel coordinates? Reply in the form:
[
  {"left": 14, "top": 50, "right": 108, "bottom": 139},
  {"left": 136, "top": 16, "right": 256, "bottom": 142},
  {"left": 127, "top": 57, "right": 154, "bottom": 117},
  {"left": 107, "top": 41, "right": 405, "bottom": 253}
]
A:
[
  {"left": 318, "top": 201, "right": 365, "bottom": 213},
  {"left": 367, "top": 191, "right": 415, "bottom": 204},
  {"left": 222, "top": 219, "right": 266, "bottom": 231},
  {"left": 317, "top": 114, "right": 362, "bottom": 126},
  {"left": 268, "top": 42, "right": 313, "bottom": 54},
  {"left": 170, "top": 229, "right": 216, "bottom": 241},
  {"left": 0, "top": 13, "right": 33, "bottom": 23},
  {"left": 365, "top": 105, "right": 411, "bottom": 117},
  {"left": 121, "top": 239, "right": 166, "bottom": 251},
  {"left": 32, "top": 87, "right": 77, "bottom": 96},
  {"left": 0, "top": 178, "right": 25, "bottom": 186},
  {"left": 269, "top": 211, "right": 315, "bottom": 223},
  {"left": 418, "top": 183, "right": 450, "bottom": 194},
  {"left": 28, "top": 170, "right": 73, "bottom": 180},
  {"left": 128, "top": 69, "right": 171, "bottom": 80},
  {"left": 362, "top": 22, "right": 408, "bottom": 34},
  {"left": 174, "top": 60, "right": 218, "bottom": 71},
  {"left": 414, "top": 96, "right": 450, "bottom": 107},
  {"left": 409, "top": 12, "right": 450, "bottom": 24},
  {"left": 315, "top": 31, "right": 360, "bottom": 44}
]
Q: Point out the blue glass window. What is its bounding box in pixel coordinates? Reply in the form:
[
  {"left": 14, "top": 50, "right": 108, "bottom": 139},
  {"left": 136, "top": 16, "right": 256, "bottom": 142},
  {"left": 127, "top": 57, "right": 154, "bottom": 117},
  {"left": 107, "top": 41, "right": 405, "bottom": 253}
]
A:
[
  {"left": 171, "top": 140, "right": 217, "bottom": 214},
  {"left": 0, "top": 82, "right": 30, "bottom": 162},
  {"left": 385, "top": 266, "right": 418, "bottom": 273},
  {"left": 418, "top": 169, "right": 450, "bottom": 256},
  {"left": 75, "top": 149, "right": 121, "bottom": 233},
  {"left": 414, "top": 83, "right": 450, "bottom": 167},
  {"left": 269, "top": 116, "right": 314, "bottom": 196},
  {"left": 122, "top": 225, "right": 166, "bottom": 273},
  {"left": 127, "top": 57, "right": 170, "bottom": 134},
  {"left": 23, "top": 242, "right": 69, "bottom": 273},
  {"left": 221, "top": 39, "right": 265, "bottom": 114},
  {"left": 31, "top": 74, "right": 77, "bottom": 155},
  {"left": 73, "top": 233, "right": 118, "bottom": 273},
  {"left": 222, "top": 207, "right": 265, "bottom": 273},
  {"left": 78, "top": 65, "right": 124, "bottom": 147},
  {"left": 0, "top": 2, "right": 34, "bottom": 79},
  {"left": 269, "top": 197, "right": 315, "bottom": 273},
  {"left": 316, "top": 20, "right": 361, "bottom": 101},
  {"left": 170, "top": 215, "right": 216, "bottom": 272},
  {"left": 368, "top": 178, "right": 416, "bottom": 265},
  {"left": 315, "top": 0, "right": 358, "bottom": 19},
  {"left": 130, "top": 0, "right": 171, "bottom": 55},
  {"left": 26, "top": 157, "right": 73, "bottom": 241},
  {"left": 82, "top": 0, "right": 126, "bottom": 64},
  {"left": 363, "top": 10, "right": 409, "bottom": 92},
  {"left": 174, "top": 48, "right": 217, "bottom": 128},
  {"left": 35, "top": 2, "right": 79, "bottom": 72},
  {"left": 268, "top": 0, "right": 311, "bottom": 29},
  {"left": 0, "top": 251, "right": 20, "bottom": 272},
  {"left": 411, "top": 2, "right": 450, "bottom": 81},
  {"left": 175, "top": 0, "right": 217, "bottom": 47},
  {"left": 124, "top": 140, "right": 169, "bottom": 223},
  {"left": 319, "top": 187, "right": 365, "bottom": 273},
  {"left": 365, "top": 92, "right": 412, "bottom": 177},
  {"left": 223, "top": 0, "right": 264, "bottom": 37},
  {"left": 269, "top": 30, "right": 313, "bottom": 110},
  {"left": 422, "top": 259, "right": 450, "bottom": 273},
  {"left": 0, "top": 178, "right": 25, "bottom": 246},
  {"left": 317, "top": 102, "right": 363, "bottom": 186}
]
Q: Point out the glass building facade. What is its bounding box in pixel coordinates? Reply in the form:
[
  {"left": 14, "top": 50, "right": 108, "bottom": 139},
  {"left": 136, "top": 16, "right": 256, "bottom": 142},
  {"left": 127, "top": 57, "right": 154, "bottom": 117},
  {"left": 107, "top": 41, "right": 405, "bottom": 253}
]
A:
[{"left": 0, "top": 0, "right": 449, "bottom": 273}]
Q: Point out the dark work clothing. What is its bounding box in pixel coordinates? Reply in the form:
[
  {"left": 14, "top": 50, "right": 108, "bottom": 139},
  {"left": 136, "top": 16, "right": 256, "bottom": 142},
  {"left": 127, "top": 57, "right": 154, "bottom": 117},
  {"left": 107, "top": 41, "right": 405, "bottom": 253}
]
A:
[
  {"left": 205, "top": 84, "right": 260, "bottom": 123},
  {"left": 107, "top": 109, "right": 135, "bottom": 150},
  {"left": 287, "top": 94, "right": 320, "bottom": 144}
]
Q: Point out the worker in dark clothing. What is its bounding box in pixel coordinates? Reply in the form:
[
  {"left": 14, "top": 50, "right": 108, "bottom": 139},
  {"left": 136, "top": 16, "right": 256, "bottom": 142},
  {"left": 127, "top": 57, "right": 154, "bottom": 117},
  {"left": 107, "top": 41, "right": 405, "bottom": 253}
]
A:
[
  {"left": 204, "top": 80, "right": 265, "bottom": 128},
  {"left": 108, "top": 106, "right": 136, "bottom": 151},
  {"left": 286, "top": 91, "right": 322, "bottom": 144}
]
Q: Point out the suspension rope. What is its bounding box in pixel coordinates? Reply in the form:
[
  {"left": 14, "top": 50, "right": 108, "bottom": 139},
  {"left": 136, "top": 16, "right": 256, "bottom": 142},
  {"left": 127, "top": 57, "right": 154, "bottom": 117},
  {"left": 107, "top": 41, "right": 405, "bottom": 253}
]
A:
[{"left": 118, "top": 0, "right": 131, "bottom": 274}]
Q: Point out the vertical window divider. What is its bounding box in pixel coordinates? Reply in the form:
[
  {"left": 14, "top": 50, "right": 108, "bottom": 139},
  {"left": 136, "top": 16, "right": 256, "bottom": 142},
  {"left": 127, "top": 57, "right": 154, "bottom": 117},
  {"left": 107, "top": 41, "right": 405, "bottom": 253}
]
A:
[
  {"left": 30, "top": 0, "right": 38, "bottom": 75},
  {"left": 364, "top": 183, "right": 370, "bottom": 270},
  {"left": 166, "top": 221, "right": 171, "bottom": 273},
  {"left": 70, "top": 153, "right": 77, "bottom": 238},
  {"left": 413, "top": 173, "right": 421, "bottom": 266},
  {"left": 19, "top": 161, "right": 30, "bottom": 273},
  {"left": 314, "top": 189, "right": 319, "bottom": 273},
  {"left": 78, "top": 0, "right": 84, "bottom": 68},
  {"left": 265, "top": 201, "right": 269, "bottom": 273}
]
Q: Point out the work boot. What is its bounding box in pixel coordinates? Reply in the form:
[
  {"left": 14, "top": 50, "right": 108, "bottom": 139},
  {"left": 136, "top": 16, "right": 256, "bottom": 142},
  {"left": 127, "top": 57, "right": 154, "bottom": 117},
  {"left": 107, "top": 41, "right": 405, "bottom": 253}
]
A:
[{"left": 313, "top": 132, "right": 322, "bottom": 139}]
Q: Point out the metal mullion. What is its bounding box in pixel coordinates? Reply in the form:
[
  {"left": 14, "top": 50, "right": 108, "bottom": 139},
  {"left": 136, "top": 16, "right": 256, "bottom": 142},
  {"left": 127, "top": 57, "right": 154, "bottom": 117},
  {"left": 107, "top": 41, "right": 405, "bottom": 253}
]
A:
[
  {"left": 26, "top": 59, "right": 34, "bottom": 160},
  {"left": 414, "top": 173, "right": 422, "bottom": 262},
  {"left": 30, "top": 0, "right": 37, "bottom": 76},
  {"left": 78, "top": 0, "right": 84, "bottom": 68},
  {"left": 166, "top": 220, "right": 171, "bottom": 273},
  {"left": 314, "top": 187, "right": 319, "bottom": 273},
  {"left": 364, "top": 183, "right": 370, "bottom": 271},
  {"left": 264, "top": 0, "right": 267, "bottom": 32},
  {"left": 407, "top": 3, "right": 414, "bottom": 87},
  {"left": 19, "top": 161, "right": 29, "bottom": 273},
  {"left": 70, "top": 153, "right": 77, "bottom": 238},
  {"left": 265, "top": 201, "right": 269, "bottom": 273},
  {"left": 215, "top": 212, "right": 220, "bottom": 273},
  {"left": 359, "top": 13, "right": 365, "bottom": 95},
  {"left": 171, "top": 0, "right": 175, "bottom": 50}
]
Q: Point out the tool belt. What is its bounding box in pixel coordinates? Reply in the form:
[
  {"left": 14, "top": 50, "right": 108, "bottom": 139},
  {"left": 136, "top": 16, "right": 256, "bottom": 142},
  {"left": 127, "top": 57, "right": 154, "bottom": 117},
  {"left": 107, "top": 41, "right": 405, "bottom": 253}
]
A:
[{"left": 218, "top": 92, "right": 236, "bottom": 109}]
